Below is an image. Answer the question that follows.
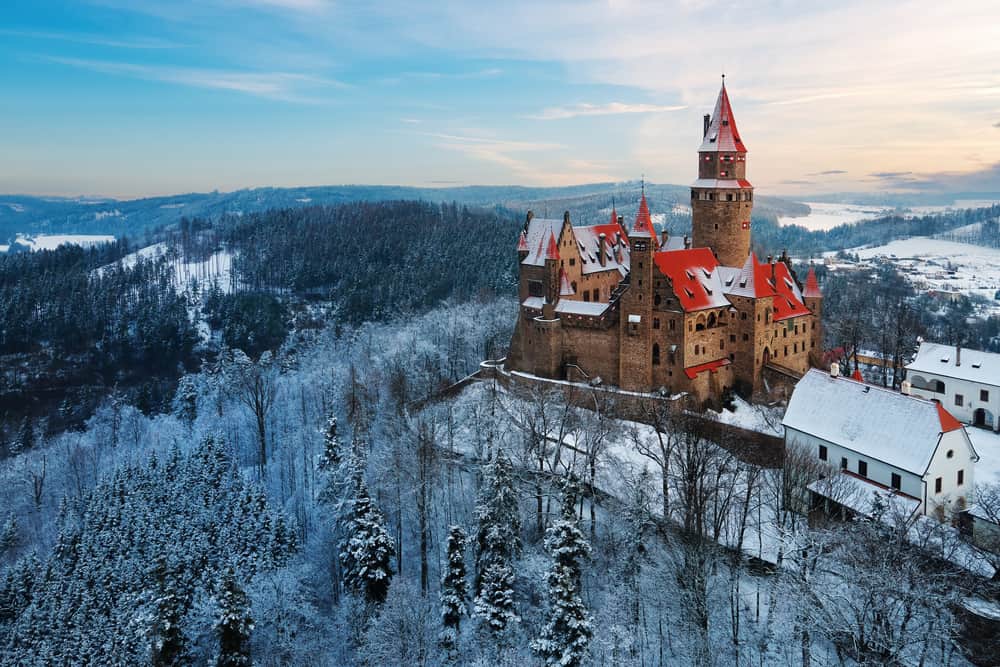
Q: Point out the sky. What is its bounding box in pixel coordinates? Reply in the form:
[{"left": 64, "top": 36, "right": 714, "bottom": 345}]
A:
[{"left": 2, "top": 0, "right": 999, "bottom": 199}]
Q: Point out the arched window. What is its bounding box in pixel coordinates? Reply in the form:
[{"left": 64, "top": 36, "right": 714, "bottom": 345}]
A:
[
  {"left": 695, "top": 313, "right": 707, "bottom": 331},
  {"left": 652, "top": 343, "right": 661, "bottom": 366},
  {"left": 654, "top": 294, "right": 661, "bottom": 306},
  {"left": 708, "top": 313, "right": 717, "bottom": 328}
]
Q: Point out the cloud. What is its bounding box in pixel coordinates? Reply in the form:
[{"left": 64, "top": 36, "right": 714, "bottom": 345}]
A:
[
  {"left": 994, "top": 121, "right": 1000, "bottom": 128},
  {"left": 0, "top": 29, "right": 181, "bottom": 49},
  {"left": 810, "top": 170, "right": 848, "bottom": 175},
  {"left": 400, "top": 118, "right": 421, "bottom": 124},
  {"left": 869, "top": 171, "right": 915, "bottom": 180},
  {"left": 780, "top": 179, "right": 814, "bottom": 185},
  {"left": 527, "top": 102, "right": 687, "bottom": 120},
  {"left": 43, "top": 56, "right": 346, "bottom": 101},
  {"left": 402, "top": 68, "right": 503, "bottom": 80}
]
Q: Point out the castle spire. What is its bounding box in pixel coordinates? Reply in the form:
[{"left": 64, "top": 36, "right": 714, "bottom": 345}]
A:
[
  {"left": 803, "top": 266, "right": 822, "bottom": 298},
  {"left": 633, "top": 191, "right": 656, "bottom": 237},
  {"left": 544, "top": 230, "right": 560, "bottom": 261},
  {"left": 699, "top": 78, "right": 747, "bottom": 153}
]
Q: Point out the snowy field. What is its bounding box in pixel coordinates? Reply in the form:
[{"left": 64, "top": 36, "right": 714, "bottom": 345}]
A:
[
  {"left": 778, "top": 202, "right": 892, "bottom": 230},
  {"left": 99, "top": 242, "right": 235, "bottom": 295},
  {"left": 1, "top": 233, "right": 116, "bottom": 253},
  {"left": 841, "top": 237, "right": 1000, "bottom": 316}
]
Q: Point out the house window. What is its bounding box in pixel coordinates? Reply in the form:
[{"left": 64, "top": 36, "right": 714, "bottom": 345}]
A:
[
  {"left": 818, "top": 445, "right": 827, "bottom": 461},
  {"left": 840, "top": 457, "right": 848, "bottom": 470},
  {"left": 946, "top": 449, "right": 954, "bottom": 459},
  {"left": 934, "top": 477, "right": 942, "bottom": 494},
  {"left": 652, "top": 343, "right": 661, "bottom": 366},
  {"left": 858, "top": 460, "right": 868, "bottom": 477},
  {"left": 981, "top": 389, "right": 990, "bottom": 402},
  {"left": 653, "top": 318, "right": 660, "bottom": 330},
  {"left": 955, "top": 394, "right": 964, "bottom": 407},
  {"left": 891, "top": 473, "right": 901, "bottom": 490},
  {"left": 957, "top": 469, "right": 964, "bottom": 486}
]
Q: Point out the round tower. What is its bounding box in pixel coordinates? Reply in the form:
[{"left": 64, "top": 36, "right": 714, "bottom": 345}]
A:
[{"left": 691, "top": 78, "right": 753, "bottom": 267}]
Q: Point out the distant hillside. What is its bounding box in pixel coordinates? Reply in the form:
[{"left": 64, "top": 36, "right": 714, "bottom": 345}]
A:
[{"left": 0, "top": 182, "right": 806, "bottom": 240}]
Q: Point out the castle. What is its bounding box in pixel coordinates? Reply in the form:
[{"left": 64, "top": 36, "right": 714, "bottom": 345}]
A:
[{"left": 505, "top": 81, "right": 823, "bottom": 404}]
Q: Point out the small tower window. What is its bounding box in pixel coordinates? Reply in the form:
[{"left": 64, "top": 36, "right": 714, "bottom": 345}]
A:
[{"left": 652, "top": 343, "right": 661, "bottom": 365}]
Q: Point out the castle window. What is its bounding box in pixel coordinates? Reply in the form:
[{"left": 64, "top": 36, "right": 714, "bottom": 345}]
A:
[
  {"left": 794, "top": 343, "right": 798, "bottom": 353},
  {"left": 811, "top": 321, "right": 816, "bottom": 330},
  {"left": 653, "top": 318, "right": 660, "bottom": 330},
  {"left": 741, "top": 312, "right": 747, "bottom": 320},
  {"left": 669, "top": 319, "right": 675, "bottom": 331},
  {"left": 720, "top": 339, "right": 724, "bottom": 350},
  {"left": 569, "top": 258, "right": 575, "bottom": 266},
  {"left": 784, "top": 346, "right": 788, "bottom": 356},
  {"left": 708, "top": 313, "right": 716, "bottom": 328},
  {"left": 669, "top": 351, "right": 676, "bottom": 365},
  {"left": 743, "top": 333, "right": 749, "bottom": 341},
  {"left": 730, "top": 334, "right": 736, "bottom": 343},
  {"left": 652, "top": 344, "right": 661, "bottom": 366},
  {"left": 694, "top": 345, "right": 700, "bottom": 355},
  {"left": 528, "top": 280, "right": 543, "bottom": 297},
  {"left": 708, "top": 193, "right": 715, "bottom": 201},
  {"left": 593, "top": 288, "right": 600, "bottom": 301},
  {"left": 654, "top": 294, "right": 661, "bottom": 306},
  {"left": 571, "top": 281, "right": 577, "bottom": 292},
  {"left": 583, "top": 292, "right": 590, "bottom": 302},
  {"left": 726, "top": 193, "right": 734, "bottom": 202}
]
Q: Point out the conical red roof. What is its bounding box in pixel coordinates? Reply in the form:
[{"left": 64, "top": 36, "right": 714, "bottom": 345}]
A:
[
  {"left": 544, "top": 231, "right": 560, "bottom": 261},
  {"left": 699, "top": 81, "right": 747, "bottom": 153},
  {"left": 803, "top": 266, "right": 822, "bottom": 298},
  {"left": 632, "top": 193, "right": 656, "bottom": 237}
]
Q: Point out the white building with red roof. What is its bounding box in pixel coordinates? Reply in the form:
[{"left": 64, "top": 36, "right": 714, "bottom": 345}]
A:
[{"left": 784, "top": 367, "right": 978, "bottom": 518}]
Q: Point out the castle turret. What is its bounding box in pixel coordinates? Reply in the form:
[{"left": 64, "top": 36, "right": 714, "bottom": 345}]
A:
[
  {"left": 691, "top": 77, "right": 753, "bottom": 267},
  {"left": 618, "top": 193, "right": 656, "bottom": 391},
  {"left": 803, "top": 265, "right": 823, "bottom": 364}
]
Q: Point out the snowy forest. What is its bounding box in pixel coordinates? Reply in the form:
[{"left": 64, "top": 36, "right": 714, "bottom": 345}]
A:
[{"left": 1, "top": 200, "right": 999, "bottom": 665}]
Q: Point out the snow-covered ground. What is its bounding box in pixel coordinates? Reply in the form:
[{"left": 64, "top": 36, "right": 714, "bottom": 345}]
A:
[
  {"left": 3, "top": 233, "right": 116, "bottom": 252},
  {"left": 971, "top": 428, "right": 1000, "bottom": 486},
  {"left": 822, "top": 237, "right": 1000, "bottom": 317},
  {"left": 778, "top": 202, "right": 893, "bottom": 230},
  {"left": 707, "top": 395, "right": 783, "bottom": 436},
  {"left": 98, "top": 242, "right": 235, "bottom": 295}
]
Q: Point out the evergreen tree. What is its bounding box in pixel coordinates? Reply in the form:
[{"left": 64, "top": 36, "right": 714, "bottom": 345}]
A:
[
  {"left": 439, "top": 525, "right": 468, "bottom": 655},
  {"left": 215, "top": 568, "right": 253, "bottom": 667},
  {"left": 173, "top": 375, "right": 199, "bottom": 425},
  {"left": 150, "top": 555, "right": 188, "bottom": 667},
  {"left": 338, "top": 455, "right": 395, "bottom": 606},
  {"left": 531, "top": 486, "right": 593, "bottom": 667},
  {"left": 0, "top": 515, "right": 18, "bottom": 559},
  {"left": 473, "top": 450, "right": 521, "bottom": 636}
]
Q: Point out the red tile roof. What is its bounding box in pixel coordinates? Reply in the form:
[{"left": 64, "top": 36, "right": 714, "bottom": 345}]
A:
[
  {"left": 803, "top": 266, "right": 822, "bottom": 298},
  {"left": 544, "top": 231, "right": 560, "bottom": 261},
  {"left": 654, "top": 248, "right": 731, "bottom": 312},
  {"left": 633, "top": 193, "right": 657, "bottom": 237},
  {"left": 936, "top": 402, "right": 964, "bottom": 432},
  {"left": 684, "top": 357, "right": 731, "bottom": 379},
  {"left": 699, "top": 81, "right": 747, "bottom": 153}
]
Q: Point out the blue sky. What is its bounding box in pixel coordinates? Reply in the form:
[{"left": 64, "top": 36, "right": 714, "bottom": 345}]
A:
[{"left": 2, "top": 0, "right": 999, "bottom": 198}]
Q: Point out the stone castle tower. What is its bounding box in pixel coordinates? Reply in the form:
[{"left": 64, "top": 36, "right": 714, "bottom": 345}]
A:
[{"left": 691, "top": 78, "right": 754, "bottom": 267}]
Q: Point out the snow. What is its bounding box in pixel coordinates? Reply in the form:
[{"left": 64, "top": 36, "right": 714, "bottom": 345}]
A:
[
  {"left": 970, "top": 428, "right": 1000, "bottom": 485},
  {"left": 2, "top": 202, "right": 25, "bottom": 213},
  {"left": 556, "top": 300, "right": 608, "bottom": 316},
  {"left": 778, "top": 202, "right": 892, "bottom": 231},
  {"left": 522, "top": 297, "right": 545, "bottom": 310},
  {"left": 159, "top": 203, "right": 186, "bottom": 209},
  {"left": 98, "top": 242, "right": 235, "bottom": 295},
  {"left": 9, "top": 234, "right": 116, "bottom": 251},
  {"left": 93, "top": 209, "right": 122, "bottom": 220},
  {"left": 807, "top": 472, "right": 920, "bottom": 518},
  {"left": 907, "top": 341, "right": 1000, "bottom": 388},
  {"left": 830, "top": 237, "right": 1000, "bottom": 317},
  {"left": 963, "top": 597, "right": 1000, "bottom": 620},
  {"left": 707, "top": 396, "right": 783, "bottom": 436},
  {"left": 295, "top": 197, "right": 312, "bottom": 203}
]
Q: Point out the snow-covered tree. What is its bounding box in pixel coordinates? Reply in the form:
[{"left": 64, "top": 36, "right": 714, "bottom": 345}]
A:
[
  {"left": 215, "top": 568, "right": 253, "bottom": 667},
  {"left": 0, "top": 515, "right": 19, "bottom": 559},
  {"left": 531, "top": 485, "right": 593, "bottom": 667},
  {"left": 473, "top": 450, "right": 521, "bottom": 636},
  {"left": 339, "top": 455, "right": 395, "bottom": 606},
  {"left": 173, "top": 375, "right": 199, "bottom": 425},
  {"left": 440, "top": 524, "right": 468, "bottom": 655},
  {"left": 150, "top": 555, "right": 188, "bottom": 666}
]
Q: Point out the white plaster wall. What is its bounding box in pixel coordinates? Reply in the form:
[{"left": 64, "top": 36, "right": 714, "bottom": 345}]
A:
[{"left": 908, "top": 371, "right": 1000, "bottom": 432}]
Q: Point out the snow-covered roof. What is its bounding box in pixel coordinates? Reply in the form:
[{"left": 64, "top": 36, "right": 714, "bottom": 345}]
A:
[
  {"left": 698, "top": 82, "right": 748, "bottom": 153},
  {"left": 556, "top": 300, "right": 609, "bottom": 317},
  {"left": 720, "top": 253, "right": 810, "bottom": 320},
  {"left": 522, "top": 217, "right": 563, "bottom": 266},
  {"left": 660, "top": 235, "right": 686, "bottom": 251},
  {"left": 906, "top": 341, "right": 1000, "bottom": 388},
  {"left": 691, "top": 178, "right": 753, "bottom": 189},
  {"left": 522, "top": 297, "right": 545, "bottom": 310},
  {"left": 807, "top": 472, "right": 920, "bottom": 520},
  {"left": 654, "top": 247, "right": 732, "bottom": 312},
  {"left": 802, "top": 266, "right": 822, "bottom": 299},
  {"left": 574, "top": 222, "right": 630, "bottom": 277},
  {"left": 783, "top": 368, "right": 967, "bottom": 475}
]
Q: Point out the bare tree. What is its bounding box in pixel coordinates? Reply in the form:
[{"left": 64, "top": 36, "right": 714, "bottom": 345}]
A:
[{"left": 227, "top": 350, "right": 279, "bottom": 475}]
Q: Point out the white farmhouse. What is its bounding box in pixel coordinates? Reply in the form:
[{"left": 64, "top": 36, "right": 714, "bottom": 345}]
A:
[
  {"left": 905, "top": 341, "right": 1000, "bottom": 433},
  {"left": 783, "top": 367, "right": 979, "bottom": 519}
]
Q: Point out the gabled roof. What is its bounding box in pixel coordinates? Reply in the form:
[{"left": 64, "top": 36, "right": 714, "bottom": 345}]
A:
[
  {"left": 632, "top": 193, "right": 657, "bottom": 237},
  {"left": 783, "top": 369, "right": 972, "bottom": 476},
  {"left": 654, "top": 247, "right": 732, "bottom": 312},
  {"left": 575, "top": 222, "right": 630, "bottom": 277},
  {"left": 720, "top": 254, "right": 810, "bottom": 320},
  {"left": 803, "top": 266, "right": 822, "bottom": 298},
  {"left": 699, "top": 81, "right": 747, "bottom": 153},
  {"left": 521, "top": 217, "right": 563, "bottom": 266},
  {"left": 905, "top": 341, "right": 1000, "bottom": 388}
]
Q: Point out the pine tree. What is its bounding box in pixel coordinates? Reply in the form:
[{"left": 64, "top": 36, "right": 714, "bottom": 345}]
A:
[
  {"left": 531, "top": 486, "right": 593, "bottom": 667},
  {"left": 339, "top": 455, "right": 395, "bottom": 605},
  {"left": 439, "top": 525, "right": 468, "bottom": 655},
  {"left": 215, "top": 568, "right": 253, "bottom": 667},
  {"left": 149, "top": 555, "right": 188, "bottom": 666},
  {"left": 173, "top": 375, "right": 198, "bottom": 425},
  {"left": 473, "top": 450, "right": 521, "bottom": 636},
  {"left": 0, "top": 515, "right": 18, "bottom": 558},
  {"left": 319, "top": 415, "right": 342, "bottom": 472}
]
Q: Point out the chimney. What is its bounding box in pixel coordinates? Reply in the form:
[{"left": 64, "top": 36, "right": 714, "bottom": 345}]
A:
[
  {"left": 703, "top": 113, "right": 711, "bottom": 138},
  {"left": 525, "top": 210, "right": 534, "bottom": 232},
  {"left": 617, "top": 214, "right": 624, "bottom": 226},
  {"left": 901, "top": 380, "right": 912, "bottom": 395},
  {"left": 956, "top": 344, "right": 961, "bottom": 367},
  {"left": 684, "top": 235, "right": 691, "bottom": 249},
  {"left": 830, "top": 362, "right": 840, "bottom": 378},
  {"left": 598, "top": 233, "right": 607, "bottom": 267}
]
